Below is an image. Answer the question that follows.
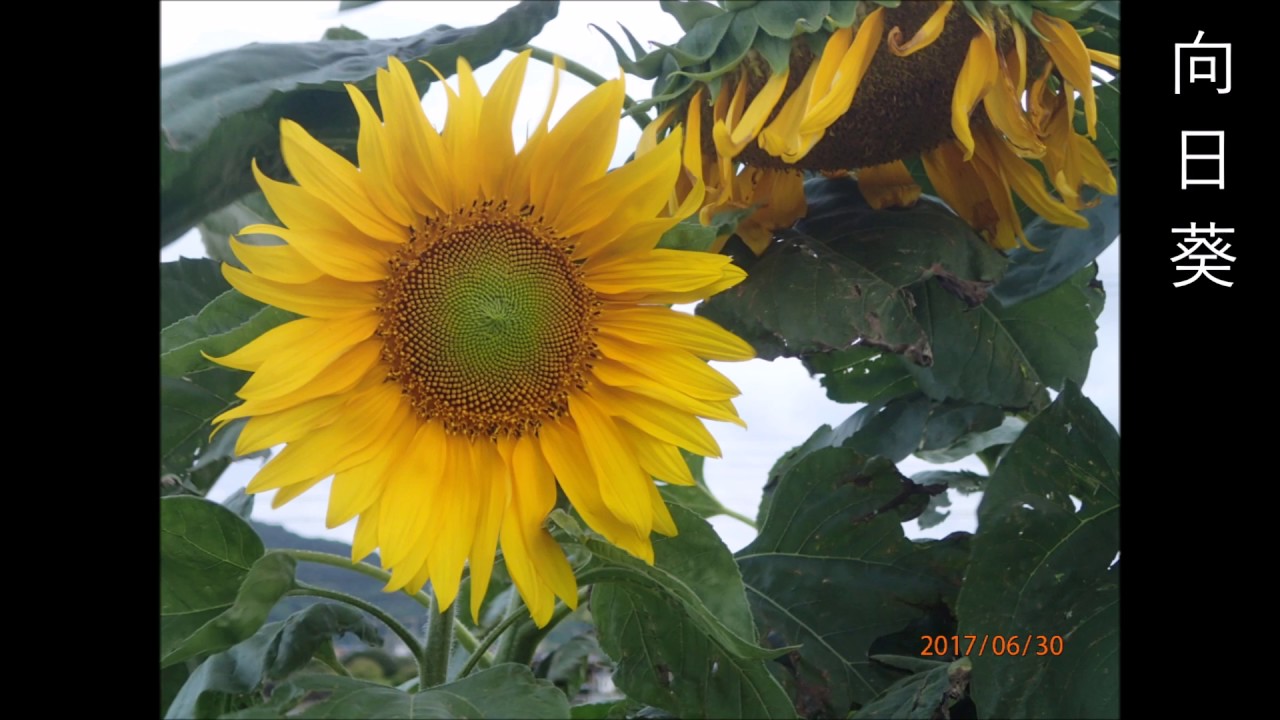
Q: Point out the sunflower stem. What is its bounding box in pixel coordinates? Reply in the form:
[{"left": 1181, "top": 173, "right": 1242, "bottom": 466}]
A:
[
  {"left": 720, "top": 506, "right": 759, "bottom": 530},
  {"left": 497, "top": 587, "right": 590, "bottom": 667},
  {"left": 514, "top": 44, "right": 652, "bottom": 131},
  {"left": 283, "top": 550, "right": 486, "bottom": 666},
  {"left": 459, "top": 605, "right": 528, "bottom": 678},
  {"left": 421, "top": 594, "right": 456, "bottom": 689},
  {"left": 289, "top": 584, "right": 424, "bottom": 661}
]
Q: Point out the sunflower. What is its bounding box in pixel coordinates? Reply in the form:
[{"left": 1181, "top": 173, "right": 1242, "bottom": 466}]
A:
[
  {"left": 618, "top": 0, "right": 1119, "bottom": 252},
  {"left": 206, "top": 52, "right": 755, "bottom": 627}
]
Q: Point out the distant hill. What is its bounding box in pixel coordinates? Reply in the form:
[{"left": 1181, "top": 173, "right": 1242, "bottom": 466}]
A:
[{"left": 253, "top": 521, "right": 426, "bottom": 653}]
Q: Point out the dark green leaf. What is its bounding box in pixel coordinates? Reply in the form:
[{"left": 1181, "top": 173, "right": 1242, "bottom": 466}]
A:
[
  {"left": 737, "top": 448, "right": 971, "bottom": 715},
  {"left": 257, "top": 664, "right": 568, "bottom": 718},
  {"left": 589, "top": 506, "right": 795, "bottom": 719},
  {"left": 915, "top": 415, "right": 1025, "bottom": 464},
  {"left": 957, "top": 383, "right": 1118, "bottom": 719},
  {"left": 161, "top": 290, "right": 295, "bottom": 377},
  {"left": 650, "top": 11, "right": 735, "bottom": 67},
  {"left": 905, "top": 273, "right": 1100, "bottom": 408},
  {"left": 753, "top": 1, "right": 830, "bottom": 38},
  {"left": 161, "top": 1, "right": 559, "bottom": 245},
  {"left": 656, "top": 218, "right": 717, "bottom": 252},
  {"left": 752, "top": 32, "right": 793, "bottom": 74},
  {"left": 160, "top": 368, "right": 247, "bottom": 479},
  {"left": 802, "top": 345, "right": 919, "bottom": 405},
  {"left": 539, "top": 633, "right": 600, "bottom": 698},
  {"left": 162, "top": 661, "right": 191, "bottom": 717},
  {"left": 162, "top": 551, "right": 298, "bottom": 667},
  {"left": 699, "top": 178, "right": 1006, "bottom": 362},
  {"left": 162, "top": 258, "right": 233, "bottom": 329},
  {"left": 659, "top": 0, "right": 726, "bottom": 32},
  {"left": 669, "top": 7, "right": 759, "bottom": 83},
  {"left": 322, "top": 25, "right": 369, "bottom": 41},
  {"left": 161, "top": 497, "right": 266, "bottom": 663},
  {"left": 1085, "top": 79, "right": 1119, "bottom": 161},
  {"left": 265, "top": 603, "right": 383, "bottom": 679},
  {"left": 852, "top": 657, "right": 970, "bottom": 719},
  {"left": 992, "top": 178, "right": 1118, "bottom": 307},
  {"left": 166, "top": 622, "right": 281, "bottom": 720}
]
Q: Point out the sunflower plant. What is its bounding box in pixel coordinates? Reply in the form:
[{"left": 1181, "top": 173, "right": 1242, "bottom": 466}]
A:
[{"left": 161, "top": 2, "right": 1119, "bottom": 718}]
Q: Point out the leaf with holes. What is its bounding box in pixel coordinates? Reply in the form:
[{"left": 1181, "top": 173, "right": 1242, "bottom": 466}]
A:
[
  {"left": 737, "top": 447, "right": 970, "bottom": 716},
  {"left": 957, "top": 383, "right": 1119, "bottom": 719}
]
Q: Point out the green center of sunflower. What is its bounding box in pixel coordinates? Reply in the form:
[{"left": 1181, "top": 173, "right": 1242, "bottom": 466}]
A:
[{"left": 379, "top": 204, "right": 598, "bottom": 439}]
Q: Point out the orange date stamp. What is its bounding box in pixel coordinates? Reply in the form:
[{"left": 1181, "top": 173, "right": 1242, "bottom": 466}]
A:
[{"left": 920, "top": 634, "right": 1065, "bottom": 657}]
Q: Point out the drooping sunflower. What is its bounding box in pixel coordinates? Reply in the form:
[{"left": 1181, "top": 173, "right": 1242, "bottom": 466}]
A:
[
  {"left": 207, "top": 52, "right": 755, "bottom": 626},
  {"left": 609, "top": 0, "right": 1119, "bottom": 252}
]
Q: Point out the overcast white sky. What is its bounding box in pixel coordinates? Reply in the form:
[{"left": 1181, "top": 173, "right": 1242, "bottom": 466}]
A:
[{"left": 161, "top": 1, "right": 1119, "bottom": 552}]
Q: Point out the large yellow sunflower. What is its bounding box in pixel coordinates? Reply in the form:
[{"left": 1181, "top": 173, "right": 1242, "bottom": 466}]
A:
[
  {"left": 207, "top": 52, "right": 754, "bottom": 627},
  {"left": 636, "top": 1, "right": 1119, "bottom": 253}
]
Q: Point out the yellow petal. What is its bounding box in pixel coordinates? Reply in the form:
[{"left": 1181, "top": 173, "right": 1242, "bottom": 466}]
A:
[
  {"left": 352, "top": 502, "right": 381, "bottom": 563},
  {"left": 713, "top": 68, "right": 789, "bottom": 159},
  {"left": 244, "top": 383, "right": 407, "bottom": 493},
  {"left": 558, "top": 127, "right": 683, "bottom": 243},
  {"left": 232, "top": 395, "right": 344, "bottom": 457},
  {"left": 1031, "top": 12, "right": 1097, "bottom": 138},
  {"left": 618, "top": 422, "right": 696, "bottom": 486},
  {"left": 251, "top": 159, "right": 364, "bottom": 237},
  {"left": 596, "top": 334, "right": 740, "bottom": 401},
  {"left": 380, "top": 58, "right": 453, "bottom": 215},
  {"left": 215, "top": 339, "right": 382, "bottom": 422},
  {"left": 538, "top": 418, "right": 654, "bottom": 563},
  {"left": 585, "top": 249, "right": 738, "bottom": 295},
  {"left": 798, "top": 8, "right": 884, "bottom": 139},
  {"left": 569, "top": 393, "right": 654, "bottom": 537},
  {"left": 378, "top": 421, "right": 449, "bottom": 568},
  {"left": 951, "top": 26, "right": 1000, "bottom": 160},
  {"left": 425, "top": 433, "right": 481, "bottom": 609},
  {"left": 975, "top": 125, "right": 1087, "bottom": 230},
  {"left": 345, "top": 84, "right": 417, "bottom": 228},
  {"left": 239, "top": 223, "right": 392, "bottom": 283},
  {"left": 532, "top": 77, "right": 625, "bottom": 223},
  {"left": 279, "top": 119, "right": 407, "bottom": 243},
  {"left": 596, "top": 306, "right": 755, "bottom": 361},
  {"left": 588, "top": 383, "right": 722, "bottom": 459},
  {"left": 477, "top": 50, "right": 531, "bottom": 200},
  {"left": 228, "top": 313, "right": 381, "bottom": 402},
  {"left": 648, "top": 481, "right": 678, "bottom": 537},
  {"left": 222, "top": 264, "right": 379, "bottom": 318},
  {"left": 1088, "top": 48, "right": 1120, "bottom": 70},
  {"left": 228, "top": 237, "right": 324, "bottom": 284},
  {"left": 758, "top": 62, "right": 819, "bottom": 162},
  {"left": 888, "top": 1, "right": 953, "bottom": 56},
  {"left": 856, "top": 160, "right": 923, "bottom": 209},
  {"left": 467, "top": 440, "right": 511, "bottom": 622},
  {"left": 591, "top": 357, "right": 746, "bottom": 428},
  {"left": 327, "top": 417, "right": 417, "bottom": 528}
]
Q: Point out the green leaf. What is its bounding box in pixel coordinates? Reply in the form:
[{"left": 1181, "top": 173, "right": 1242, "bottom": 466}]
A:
[
  {"left": 570, "top": 702, "right": 624, "bottom": 719},
  {"left": 669, "top": 7, "right": 760, "bottom": 83},
  {"left": 162, "top": 661, "right": 191, "bottom": 717},
  {"left": 905, "top": 272, "right": 1101, "bottom": 408},
  {"left": 802, "top": 345, "right": 919, "bottom": 405},
  {"left": 956, "top": 383, "right": 1119, "bottom": 719},
  {"left": 658, "top": 0, "right": 726, "bottom": 32},
  {"left": 752, "top": 1, "right": 830, "bottom": 38},
  {"left": 852, "top": 657, "right": 970, "bottom": 719},
  {"left": 162, "top": 551, "right": 298, "bottom": 667},
  {"left": 161, "top": 0, "right": 559, "bottom": 245},
  {"left": 699, "top": 178, "right": 1006, "bottom": 362},
  {"left": 916, "top": 415, "right": 1025, "bottom": 464},
  {"left": 161, "top": 497, "right": 266, "bottom": 663},
  {"left": 161, "top": 291, "right": 295, "bottom": 378},
  {"left": 736, "top": 448, "right": 971, "bottom": 715},
  {"left": 1086, "top": 79, "right": 1119, "bottom": 161},
  {"left": 589, "top": 506, "right": 795, "bottom": 719},
  {"left": 537, "top": 633, "right": 600, "bottom": 698},
  {"left": 160, "top": 368, "right": 247, "bottom": 479},
  {"left": 322, "top": 25, "right": 369, "bottom": 41},
  {"left": 656, "top": 218, "right": 717, "bottom": 252},
  {"left": 258, "top": 664, "right": 569, "bottom": 718},
  {"left": 264, "top": 603, "right": 383, "bottom": 679},
  {"left": 338, "top": 0, "right": 380, "bottom": 10},
  {"left": 162, "top": 258, "right": 234, "bottom": 329},
  {"left": 993, "top": 179, "right": 1117, "bottom": 307},
  {"left": 166, "top": 621, "right": 282, "bottom": 720}
]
